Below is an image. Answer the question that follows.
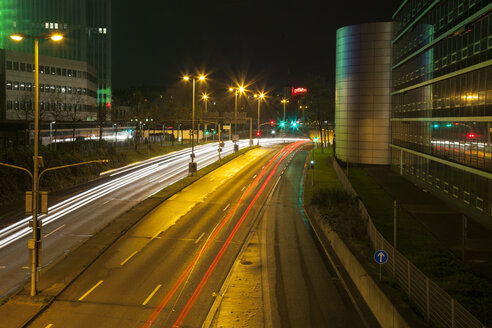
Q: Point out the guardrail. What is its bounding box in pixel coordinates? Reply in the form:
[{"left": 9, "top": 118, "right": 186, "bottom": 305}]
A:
[{"left": 332, "top": 159, "right": 486, "bottom": 328}]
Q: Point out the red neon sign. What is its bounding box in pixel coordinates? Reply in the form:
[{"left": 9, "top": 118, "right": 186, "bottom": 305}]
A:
[{"left": 292, "top": 87, "right": 307, "bottom": 96}]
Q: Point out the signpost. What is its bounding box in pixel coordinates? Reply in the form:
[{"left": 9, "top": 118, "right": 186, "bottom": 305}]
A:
[{"left": 374, "top": 250, "right": 388, "bottom": 281}]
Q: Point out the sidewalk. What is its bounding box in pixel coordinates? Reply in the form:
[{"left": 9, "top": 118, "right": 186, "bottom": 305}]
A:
[{"left": 363, "top": 166, "right": 492, "bottom": 282}]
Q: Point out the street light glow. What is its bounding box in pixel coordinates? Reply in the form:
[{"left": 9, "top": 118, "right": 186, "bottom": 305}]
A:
[
  {"left": 238, "top": 86, "right": 245, "bottom": 92},
  {"left": 10, "top": 34, "right": 23, "bottom": 41},
  {"left": 183, "top": 76, "right": 190, "bottom": 81},
  {"left": 50, "top": 34, "right": 63, "bottom": 42},
  {"left": 202, "top": 94, "right": 208, "bottom": 100},
  {"left": 199, "top": 75, "right": 205, "bottom": 81}
]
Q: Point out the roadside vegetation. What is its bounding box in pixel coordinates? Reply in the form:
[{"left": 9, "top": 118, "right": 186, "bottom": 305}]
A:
[
  {"left": 0, "top": 140, "right": 193, "bottom": 206},
  {"left": 303, "top": 146, "right": 492, "bottom": 325}
]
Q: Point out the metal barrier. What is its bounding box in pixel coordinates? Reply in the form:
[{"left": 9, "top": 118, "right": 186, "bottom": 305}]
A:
[{"left": 332, "top": 159, "right": 486, "bottom": 328}]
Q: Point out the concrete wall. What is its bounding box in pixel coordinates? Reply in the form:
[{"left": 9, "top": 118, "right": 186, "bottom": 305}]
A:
[{"left": 335, "top": 22, "right": 393, "bottom": 165}]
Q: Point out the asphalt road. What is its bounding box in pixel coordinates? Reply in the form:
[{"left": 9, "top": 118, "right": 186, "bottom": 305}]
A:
[
  {"left": 260, "top": 148, "right": 367, "bottom": 327},
  {"left": 0, "top": 139, "right": 294, "bottom": 297},
  {"left": 26, "top": 141, "right": 307, "bottom": 327}
]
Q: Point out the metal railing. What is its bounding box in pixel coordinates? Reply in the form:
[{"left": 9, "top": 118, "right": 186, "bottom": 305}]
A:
[{"left": 332, "top": 159, "right": 486, "bottom": 328}]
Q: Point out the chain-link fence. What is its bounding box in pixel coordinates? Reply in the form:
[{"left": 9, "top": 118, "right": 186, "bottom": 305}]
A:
[{"left": 332, "top": 159, "right": 486, "bottom": 328}]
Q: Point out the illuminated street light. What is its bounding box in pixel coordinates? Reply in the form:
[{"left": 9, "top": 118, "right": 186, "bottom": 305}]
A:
[
  {"left": 229, "top": 85, "right": 246, "bottom": 150},
  {"left": 254, "top": 93, "right": 265, "bottom": 145},
  {"left": 10, "top": 31, "right": 63, "bottom": 297},
  {"left": 183, "top": 74, "right": 207, "bottom": 174},
  {"left": 281, "top": 99, "right": 289, "bottom": 122}
]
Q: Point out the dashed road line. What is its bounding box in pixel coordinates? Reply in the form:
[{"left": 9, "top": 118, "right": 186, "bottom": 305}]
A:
[
  {"left": 78, "top": 280, "right": 103, "bottom": 301},
  {"left": 120, "top": 251, "right": 138, "bottom": 266},
  {"left": 142, "top": 284, "right": 162, "bottom": 306},
  {"left": 223, "top": 203, "right": 230, "bottom": 212},
  {"left": 44, "top": 224, "right": 65, "bottom": 238},
  {"left": 195, "top": 233, "right": 205, "bottom": 244}
]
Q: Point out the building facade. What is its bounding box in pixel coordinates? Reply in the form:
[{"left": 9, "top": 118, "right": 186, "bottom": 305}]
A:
[
  {"left": 335, "top": 22, "right": 393, "bottom": 165},
  {"left": 0, "top": 0, "right": 111, "bottom": 120},
  {"left": 391, "top": 0, "right": 492, "bottom": 227},
  {"left": 0, "top": 49, "right": 97, "bottom": 122}
]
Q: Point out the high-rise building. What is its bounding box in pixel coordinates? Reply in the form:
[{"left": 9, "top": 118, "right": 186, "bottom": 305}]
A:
[
  {"left": 335, "top": 22, "right": 393, "bottom": 165},
  {"left": 391, "top": 1, "right": 491, "bottom": 227},
  {"left": 0, "top": 0, "right": 111, "bottom": 121}
]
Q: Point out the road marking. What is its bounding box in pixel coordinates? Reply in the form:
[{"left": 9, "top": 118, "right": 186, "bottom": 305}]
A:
[
  {"left": 223, "top": 203, "right": 230, "bottom": 212},
  {"left": 103, "top": 200, "right": 111, "bottom": 205},
  {"left": 220, "top": 179, "right": 226, "bottom": 184},
  {"left": 195, "top": 233, "right": 205, "bottom": 244},
  {"left": 44, "top": 224, "right": 66, "bottom": 238},
  {"left": 142, "top": 284, "right": 162, "bottom": 306},
  {"left": 120, "top": 251, "right": 138, "bottom": 266},
  {"left": 169, "top": 194, "right": 178, "bottom": 201},
  {"left": 253, "top": 174, "right": 257, "bottom": 178},
  {"left": 151, "top": 230, "right": 162, "bottom": 240},
  {"left": 21, "top": 266, "right": 29, "bottom": 269},
  {"left": 0, "top": 266, "right": 5, "bottom": 269},
  {"left": 45, "top": 325, "right": 53, "bottom": 328},
  {"left": 241, "top": 186, "right": 246, "bottom": 192},
  {"left": 78, "top": 280, "right": 103, "bottom": 301}
]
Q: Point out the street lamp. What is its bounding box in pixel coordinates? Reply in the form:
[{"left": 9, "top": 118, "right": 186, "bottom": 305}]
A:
[
  {"left": 183, "top": 74, "right": 206, "bottom": 174},
  {"left": 11, "top": 32, "right": 63, "bottom": 297},
  {"left": 229, "top": 85, "right": 245, "bottom": 151},
  {"left": 281, "top": 99, "right": 289, "bottom": 122},
  {"left": 202, "top": 94, "right": 209, "bottom": 141},
  {"left": 254, "top": 93, "right": 265, "bottom": 145}
]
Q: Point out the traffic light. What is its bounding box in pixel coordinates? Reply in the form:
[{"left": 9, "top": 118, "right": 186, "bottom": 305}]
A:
[
  {"left": 280, "top": 121, "right": 286, "bottom": 128},
  {"left": 291, "top": 121, "right": 297, "bottom": 128},
  {"left": 256, "top": 131, "right": 261, "bottom": 136},
  {"left": 205, "top": 130, "right": 209, "bottom": 135},
  {"left": 467, "top": 132, "right": 477, "bottom": 139},
  {"left": 270, "top": 120, "right": 275, "bottom": 126}
]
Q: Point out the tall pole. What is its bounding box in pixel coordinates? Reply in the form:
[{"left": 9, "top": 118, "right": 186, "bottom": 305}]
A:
[
  {"left": 283, "top": 102, "right": 286, "bottom": 122},
  {"left": 234, "top": 91, "right": 238, "bottom": 139},
  {"left": 31, "top": 37, "right": 39, "bottom": 297},
  {"left": 191, "top": 78, "right": 195, "bottom": 162},
  {"left": 257, "top": 98, "right": 260, "bottom": 145}
]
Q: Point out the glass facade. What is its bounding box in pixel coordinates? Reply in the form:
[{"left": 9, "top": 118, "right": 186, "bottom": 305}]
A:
[
  {"left": 392, "top": 1, "right": 492, "bottom": 224},
  {"left": 0, "top": 0, "right": 111, "bottom": 120}
]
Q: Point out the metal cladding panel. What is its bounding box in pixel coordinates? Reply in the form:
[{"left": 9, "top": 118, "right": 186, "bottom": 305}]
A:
[{"left": 335, "top": 22, "right": 393, "bottom": 165}]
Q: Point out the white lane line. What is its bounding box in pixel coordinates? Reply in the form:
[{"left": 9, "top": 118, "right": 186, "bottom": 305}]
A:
[
  {"left": 120, "top": 251, "right": 138, "bottom": 266},
  {"left": 78, "top": 280, "right": 103, "bottom": 301},
  {"left": 0, "top": 266, "right": 6, "bottom": 269},
  {"left": 103, "top": 200, "right": 111, "bottom": 205},
  {"left": 241, "top": 186, "right": 246, "bottom": 192},
  {"left": 21, "top": 266, "right": 29, "bottom": 269},
  {"left": 44, "top": 224, "right": 66, "bottom": 238},
  {"left": 253, "top": 174, "right": 257, "bottom": 178},
  {"left": 221, "top": 179, "right": 226, "bottom": 184},
  {"left": 223, "top": 203, "right": 230, "bottom": 212},
  {"left": 195, "top": 232, "right": 205, "bottom": 244},
  {"left": 142, "top": 284, "right": 162, "bottom": 306}
]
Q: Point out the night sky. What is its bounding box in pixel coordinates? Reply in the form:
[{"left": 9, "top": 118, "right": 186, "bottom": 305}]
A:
[{"left": 113, "top": 0, "right": 400, "bottom": 90}]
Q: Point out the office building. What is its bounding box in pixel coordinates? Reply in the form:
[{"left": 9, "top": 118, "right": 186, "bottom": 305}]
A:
[
  {"left": 1, "top": 49, "right": 98, "bottom": 121},
  {"left": 335, "top": 22, "right": 393, "bottom": 165},
  {"left": 0, "top": 0, "right": 111, "bottom": 121},
  {"left": 391, "top": 1, "right": 492, "bottom": 227}
]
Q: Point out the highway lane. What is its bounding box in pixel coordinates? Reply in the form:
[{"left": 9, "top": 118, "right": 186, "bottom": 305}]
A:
[
  {"left": 26, "top": 142, "right": 306, "bottom": 327},
  {"left": 260, "top": 148, "right": 367, "bottom": 327},
  {"left": 0, "top": 138, "right": 299, "bottom": 297}
]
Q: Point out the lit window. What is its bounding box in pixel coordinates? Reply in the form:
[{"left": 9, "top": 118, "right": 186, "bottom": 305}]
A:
[
  {"left": 54, "top": 23, "right": 58, "bottom": 29},
  {"left": 103, "top": 28, "right": 107, "bottom": 34},
  {"left": 50, "top": 23, "right": 54, "bottom": 29},
  {"left": 45, "top": 22, "right": 49, "bottom": 28},
  {"left": 99, "top": 28, "right": 103, "bottom": 33}
]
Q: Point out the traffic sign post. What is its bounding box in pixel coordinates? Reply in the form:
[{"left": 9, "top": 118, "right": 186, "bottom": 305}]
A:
[{"left": 374, "top": 250, "right": 388, "bottom": 281}]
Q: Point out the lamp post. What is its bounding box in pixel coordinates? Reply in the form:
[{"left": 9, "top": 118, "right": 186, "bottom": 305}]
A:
[
  {"left": 49, "top": 121, "right": 55, "bottom": 150},
  {"left": 202, "top": 94, "right": 208, "bottom": 142},
  {"left": 10, "top": 32, "right": 63, "bottom": 297},
  {"left": 254, "top": 93, "right": 265, "bottom": 145},
  {"left": 183, "top": 75, "right": 205, "bottom": 174},
  {"left": 281, "top": 99, "right": 289, "bottom": 122},
  {"left": 229, "top": 86, "right": 245, "bottom": 151}
]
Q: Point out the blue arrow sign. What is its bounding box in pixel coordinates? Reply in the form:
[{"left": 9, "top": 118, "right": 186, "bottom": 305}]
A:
[{"left": 374, "top": 250, "right": 388, "bottom": 264}]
